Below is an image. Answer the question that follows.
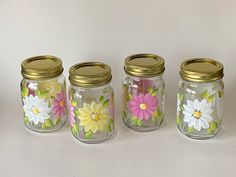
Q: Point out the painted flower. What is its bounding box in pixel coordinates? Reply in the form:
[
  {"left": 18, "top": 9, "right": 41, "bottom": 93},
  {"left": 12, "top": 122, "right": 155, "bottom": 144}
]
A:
[
  {"left": 78, "top": 101, "right": 110, "bottom": 133},
  {"left": 183, "top": 99, "right": 213, "bottom": 131},
  {"left": 129, "top": 93, "right": 158, "bottom": 120},
  {"left": 23, "top": 95, "right": 50, "bottom": 124},
  {"left": 133, "top": 79, "right": 153, "bottom": 93},
  {"left": 38, "top": 80, "right": 62, "bottom": 97},
  {"left": 69, "top": 101, "right": 75, "bottom": 127},
  {"left": 28, "top": 83, "right": 38, "bottom": 90},
  {"left": 52, "top": 91, "right": 66, "bottom": 118}
]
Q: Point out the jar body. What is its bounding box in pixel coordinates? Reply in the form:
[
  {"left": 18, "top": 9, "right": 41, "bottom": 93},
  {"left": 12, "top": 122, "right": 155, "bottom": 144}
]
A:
[
  {"left": 122, "top": 74, "right": 165, "bottom": 131},
  {"left": 177, "top": 79, "right": 224, "bottom": 139},
  {"left": 69, "top": 83, "right": 114, "bottom": 143},
  {"left": 21, "top": 74, "right": 67, "bottom": 132}
]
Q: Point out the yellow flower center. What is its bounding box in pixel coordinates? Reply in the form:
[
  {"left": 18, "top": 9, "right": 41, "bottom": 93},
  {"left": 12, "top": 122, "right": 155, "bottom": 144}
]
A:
[
  {"left": 194, "top": 111, "right": 201, "bottom": 119},
  {"left": 32, "top": 107, "right": 40, "bottom": 115},
  {"left": 91, "top": 113, "right": 100, "bottom": 122},
  {"left": 60, "top": 100, "right": 65, "bottom": 107},
  {"left": 139, "top": 103, "right": 147, "bottom": 110}
]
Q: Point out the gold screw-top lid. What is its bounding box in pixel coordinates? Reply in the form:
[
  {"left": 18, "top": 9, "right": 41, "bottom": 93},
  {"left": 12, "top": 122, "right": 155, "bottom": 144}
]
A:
[
  {"left": 124, "top": 53, "right": 165, "bottom": 77},
  {"left": 69, "top": 62, "right": 112, "bottom": 87},
  {"left": 21, "top": 55, "right": 63, "bottom": 80},
  {"left": 180, "top": 58, "right": 224, "bottom": 83}
]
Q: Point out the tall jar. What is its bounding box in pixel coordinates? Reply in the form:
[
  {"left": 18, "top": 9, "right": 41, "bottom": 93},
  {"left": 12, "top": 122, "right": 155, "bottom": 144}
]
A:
[
  {"left": 122, "top": 54, "right": 165, "bottom": 132},
  {"left": 68, "top": 62, "right": 115, "bottom": 143},
  {"left": 21, "top": 56, "right": 67, "bottom": 132},
  {"left": 176, "top": 58, "right": 224, "bottom": 139}
]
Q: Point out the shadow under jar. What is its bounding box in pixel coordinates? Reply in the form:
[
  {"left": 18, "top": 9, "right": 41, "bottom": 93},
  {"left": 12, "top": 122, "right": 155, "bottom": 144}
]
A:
[
  {"left": 177, "top": 58, "right": 224, "bottom": 139},
  {"left": 122, "top": 54, "right": 165, "bottom": 132},
  {"left": 21, "top": 56, "right": 67, "bottom": 132},
  {"left": 68, "top": 62, "right": 115, "bottom": 144}
]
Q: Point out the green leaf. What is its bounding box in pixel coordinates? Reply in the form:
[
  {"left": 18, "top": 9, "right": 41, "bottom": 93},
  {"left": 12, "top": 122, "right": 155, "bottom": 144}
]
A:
[
  {"left": 105, "top": 124, "right": 112, "bottom": 132},
  {"left": 41, "top": 123, "right": 47, "bottom": 129},
  {"left": 122, "top": 111, "right": 127, "bottom": 118},
  {"left": 24, "top": 116, "right": 29, "bottom": 123},
  {"left": 39, "top": 90, "right": 49, "bottom": 98},
  {"left": 130, "top": 116, "right": 138, "bottom": 125},
  {"left": 55, "top": 118, "right": 60, "bottom": 125},
  {"left": 72, "top": 100, "right": 77, "bottom": 107},
  {"left": 201, "top": 89, "right": 210, "bottom": 99},
  {"left": 152, "top": 116, "right": 157, "bottom": 123},
  {"left": 207, "top": 128, "right": 214, "bottom": 135},
  {"left": 137, "top": 119, "right": 142, "bottom": 127},
  {"left": 99, "top": 96, "right": 104, "bottom": 103},
  {"left": 21, "top": 87, "right": 29, "bottom": 97},
  {"left": 218, "top": 90, "right": 224, "bottom": 98},
  {"left": 72, "top": 124, "right": 80, "bottom": 135},
  {"left": 44, "top": 119, "right": 53, "bottom": 128},
  {"left": 177, "top": 93, "right": 184, "bottom": 101},
  {"left": 85, "top": 131, "right": 93, "bottom": 139},
  {"left": 187, "top": 126, "right": 194, "bottom": 133},
  {"left": 127, "top": 93, "right": 132, "bottom": 101},
  {"left": 148, "top": 87, "right": 153, "bottom": 94},
  {"left": 210, "top": 121, "right": 218, "bottom": 131},
  {"left": 103, "top": 99, "right": 109, "bottom": 107},
  {"left": 75, "top": 109, "right": 80, "bottom": 117},
  {"left": 207, "top": 94, "right": 215, "bottom": 103},
  {"left": 176, "top": 116, "right": 182, "bottom": 126}
]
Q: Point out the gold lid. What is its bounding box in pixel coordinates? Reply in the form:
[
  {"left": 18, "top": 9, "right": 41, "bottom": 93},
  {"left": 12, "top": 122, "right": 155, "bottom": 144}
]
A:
[
  {"left": 69, "top": 62, "right": 112, "bottom": 87},
  {"left": 21, "top": 55, "right": 63, "bottom": 80},
  {"left": 124, "top": 53, "right": 165, "bottom": 77},
  {"left": 180, "top": 58, "right": 224, "bottom": 83}
]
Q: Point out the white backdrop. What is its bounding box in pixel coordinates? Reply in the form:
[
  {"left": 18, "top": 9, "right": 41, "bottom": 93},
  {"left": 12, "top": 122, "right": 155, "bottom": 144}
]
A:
[{"left": 0, "top": 1, "right": 236, "bottom": 177}]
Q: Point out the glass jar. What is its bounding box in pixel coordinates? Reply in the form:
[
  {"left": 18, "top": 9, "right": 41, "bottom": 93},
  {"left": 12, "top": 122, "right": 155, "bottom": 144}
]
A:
[
  {"left": 122, "top": 54, "right": 165, "bottom": 132},
  {"left": 68, "top": 62, "right": 115, "bottom": 143},
  {"left": 176, "top": 58, "right": 224, "bottom": 139},
  {"left": 21, "top": 56, "right": 67, "bottom": 132}
]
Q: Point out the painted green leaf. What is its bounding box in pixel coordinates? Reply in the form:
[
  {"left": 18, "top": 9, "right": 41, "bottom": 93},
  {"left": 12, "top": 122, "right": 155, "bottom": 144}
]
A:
[
  {"left": 176, "top": 116, "right": 182, "bottom": 126},
  {"left": 55, "top": 118, "right": 60, "bottom": 125},
  {"left": 72, "top": 99, "right": 77, "bottom": 107},
  {"left": 177, "top": 93, "right": 184, "bottom": 101},
  {"left": 207, "top": 94, "right": 215, "bottom": 103},
  {"left": 85, "top": 130, "right": 93, "bottom": 139},
  {"left": 152, "top": 116, "right": 157, "bottom": 123},
  {"left": 187, "top": 126, "right": 194, "bottom": 133},
  {"left": 105, "top": 124, "right": 112, "bottom": 132},
  {"left": 44, "top": 119, "right": 53, "bottom": 128},
  {"left": 151, "top": 88, "right": 159, "bottom": 96},
  {"left": 24, "top": 116, "right": 29, "bottom": 123},
  {"left": 207, "top": 128, "right": 214, "bottom": 135},
  {"left": 148, "top": 87, "right": 153, "bottom": 94},
  {"left": 39, "top": 90, "right": 49, "bottom": 98},
  {"left": 103, "top": 99, "right": 109, "bottom": 107},
  {"left": 210, "top": 121, "right": 218, "bottom": 131},
  {"left": 127, "top": 93, "right": 132, "bottom": 101},
  {"left": 137, "top": 119, "right": 142, "bottom": 127},
  {"left": 21, "top": 87, "right": 29, "bottom": 97},
  {"left": 109, "top": 119, "right": 114, "bottom": 127},
  {"left": 218, "top": 90, "right": 224, "bottom": 98},
  {"left": 99, "top": 96, "right": 104, "bottom": 103},
  {"left": 201, "top": 89, "right": 210, "bottom": 99},
  {"left": 72, "top": 124, "right": 80, "bottom": 135},
  {"left": 122, "top": 111, "right": 127, "bottom": 118},
  {"left": 75, "top": 109, "right": 80, "bottom": 117},
  {"left": 35, "top": 90, "right": 41, "bottom": 96},
  {"left": 41, "top": 123, "right": 47, "bottom": 129},
  {"left": 130, "top": 117, "right": 138, "bottom": 125}
]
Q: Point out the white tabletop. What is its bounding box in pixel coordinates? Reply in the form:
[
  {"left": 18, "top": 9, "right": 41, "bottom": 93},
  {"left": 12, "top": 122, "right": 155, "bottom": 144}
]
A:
[{"left": 0, "top": 1, "right": 236, "bottom": 177}]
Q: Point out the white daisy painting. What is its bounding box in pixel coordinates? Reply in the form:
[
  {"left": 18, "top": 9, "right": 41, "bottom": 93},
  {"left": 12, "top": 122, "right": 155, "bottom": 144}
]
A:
[
  {"left": 23, "top": 95, "right": 51, "bottom": 125},
  {"left": 183, "top": 99, "right": 213, "bottom": 131}
]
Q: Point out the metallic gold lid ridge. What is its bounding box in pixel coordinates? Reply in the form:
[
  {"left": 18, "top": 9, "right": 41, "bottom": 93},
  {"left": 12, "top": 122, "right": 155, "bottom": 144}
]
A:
[
  {"left": 69, "top": 62, "right": 112, "bottom": 88},
  {"left": 21, "top": 55, "right": 63, "bottom": 80},
  {"left": 124, "top": 53, "right": 165, "bottom": 77},
  {"left": 180, "top": 58, "right": 224, "bottom": 83}
]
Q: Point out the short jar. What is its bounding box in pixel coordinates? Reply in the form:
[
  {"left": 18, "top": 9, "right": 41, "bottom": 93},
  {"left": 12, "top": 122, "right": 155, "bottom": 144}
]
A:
[
  {"left": 122, "top": 54, "right": 165, "bottom": 132},
  {"left": 21, "top": 55, "right": 67, "bottom": 132},
  {"left": 68, "top": 62, "right": 115, "bottom": 143},
  {"left": 176, "top": 58, "right": 224, "bottom": 139}
]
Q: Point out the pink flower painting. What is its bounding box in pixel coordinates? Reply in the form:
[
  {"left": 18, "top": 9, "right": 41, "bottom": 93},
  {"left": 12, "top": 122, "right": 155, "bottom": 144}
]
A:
[
  {"left": 69, "top": 101, "right": 75, "bottom": 127},
  {"left": 129, "top": 93, "right": 158, "bottom": 120},
  {"left": 52, "top": 91, "right": 66, "bottom": 118}
]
